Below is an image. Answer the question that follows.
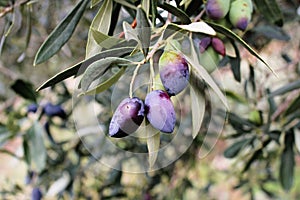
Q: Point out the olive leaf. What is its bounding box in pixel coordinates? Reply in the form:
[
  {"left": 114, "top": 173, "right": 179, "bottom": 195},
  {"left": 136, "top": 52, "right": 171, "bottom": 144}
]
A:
[
  {"left": 79, "top": 67, "right": 126, "bottom": 96},
  {"left": 158, "top": 2, "right": 191, "bottom": 24},
  {"left": 25, "top": 121, "right": 47, "bottom": 173},
  {"left": 224, "top": 138, "right": 253, "bottom": 158},
  {"left": 147, "top": 124, "right": 160, "bottom": 169},
  {"left": 91, "top": 0, "right": 102, "bottom": 8},
  {"left": 91, "top": 28, "right": 123, "bottom": 49},
  {"left": 253, "top": 0, "right": 283, "bottom": 26},
  {"left": 136, "top": 7, "right": 151, "bottom": 57},
  {"left": 86, "top": 0, "right": 113, "bottom": 58},
  {"left": 34, "top": 0, "right": 88, "bottom": 65},
  {"left": 190, "top": 86, "right": 205, "bottom": 139},
  {"left": 11, "top": 79, "right": 37, "bottom": 102},
  {"left": 36, "top": 47, "right": 134, "bottom": 91},
  {"left": 80, "top": 57, "right": 132, "bottom": 91},
  {"left": 279, "top": 132, "right": 295, "bottom": 191},
  {"left": 268, "top": 80, "right": 300, "bottom": 97}
]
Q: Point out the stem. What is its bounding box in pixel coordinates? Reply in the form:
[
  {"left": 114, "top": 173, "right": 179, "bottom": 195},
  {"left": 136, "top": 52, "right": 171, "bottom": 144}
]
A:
[
  {"left": 129, "top": 62, "right": 143, "bottom": 98},
  {"left": 194, "top": 8, "right": 206, "bottom": 22},
  {"left": 0, "top": 0, "right": 30, "bottom": 18}
]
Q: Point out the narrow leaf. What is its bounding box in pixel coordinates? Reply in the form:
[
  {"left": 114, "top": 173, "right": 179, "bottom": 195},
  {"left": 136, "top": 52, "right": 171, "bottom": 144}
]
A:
[
  {"left": 151, "top": 0, "right": 158, "bottom": 25},
  {"left": 147, "top": 125, "right": 160, "bottom": 169},
  {"left": 86, "top": 0, "right": 113, "bottom": 58},
  {"left": 176, "top": 22, "right": 216, "bottom": 35},
  {"left": 11, "top": 79, "right": 37, "bottom": 102},
  {"left": 27, "top": 121, "right": 47, "bottom": 173},
  {"left": 224, "top": 138, "right": 252, "bottom": 158},
  {"left": 280, "top": 132, "right": 295, "bottom": 191},
  {"left": 285, "top": 95, "right": 300, "bottom": 117},
  {"left": 190, "top": 86, "right": 205, "bottom": 138},
  {"left": 229, "top": 41, "right": 241, "bottom": 82},
  {"left": 136, "top": 7, "right": 151, "bottom": 57},
  {"left": 80, "top": 67, "right": 126, "bottom": 96},
  {"left": 91, "top": 28, "right": 123, "bottom": 49},
  {"left": 91, "top": 0, "right": 102, "bottom": 8},
  {"left": 81, "top": 57, "right": 132, "bottom": 91},
  {"left": 253, "top": 0, "right": 283, "bottom": 26},
  {"left": 253, "top": 25, "right": 290, "bottom": 41},
  {"left": 122, "top": 21, "right": 139, "bottom": 41},
  {"left": 142, "top": 0, "right": 150, "bottom": 17},
  {"left": 113, "top": 0, "right": 137, "bottom": 10},
  {"left": 269, "top": 80, "right": 300, "bottom": 97},
  {"left": 207, "top": 22, "right": 276, "bottom": 76},
  {"left": 158, "top": 2, "right": 191, "bottom": 24},
  {"left": 34, "top": 0, "right": 88, "bottom": 65},
  {"left": 294, "top": 128, "right": 300, "bottom": 154},
  {"left": 36, "top": 47, "right": 134, "bottom": 91}
]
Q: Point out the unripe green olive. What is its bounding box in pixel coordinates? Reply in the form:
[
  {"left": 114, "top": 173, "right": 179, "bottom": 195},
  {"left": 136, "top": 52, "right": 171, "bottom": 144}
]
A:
[
  {"left": 199, "top": 46, "right": 219, "bottom": 73},
  {"left": 229, "top": 0, "right": 253, "bottom": 31}
]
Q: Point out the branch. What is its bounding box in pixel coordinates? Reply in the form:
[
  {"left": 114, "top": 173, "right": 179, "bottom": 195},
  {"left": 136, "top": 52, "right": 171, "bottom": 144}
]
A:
[{"left": 0, "top": 0, "right": 30, "bottom": 18}]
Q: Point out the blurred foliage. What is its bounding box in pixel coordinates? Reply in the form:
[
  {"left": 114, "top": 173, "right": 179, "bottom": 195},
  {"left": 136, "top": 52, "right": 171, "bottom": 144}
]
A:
[{"left": 0, "top": 0, "right": 300, "bottom": 199}]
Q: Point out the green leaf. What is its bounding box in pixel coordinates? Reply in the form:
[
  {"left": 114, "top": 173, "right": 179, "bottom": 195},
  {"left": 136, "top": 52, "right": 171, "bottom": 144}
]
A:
[
  {"left": 158, "top": 2, "right": 191, "bottom": 24},
  {"left": 0, "top": 126, "right": 11, "bottom": 147},
  {"left": 224, "top": 138, "right": 253, "bottom": 158},
  {"left": 26, "top": 121, "right": 47, "bottom": 173},
  {"left": 86, "top": 0, "right": 113, "bottom": 58},
  {"left": 36, "top": 47, "right": 134, "bottom": 91},
  {"left": 151, "top": 0, "right": 158, "bottom": 25},
  {"left": 190, "top": 86, "right": 205, "bottom": 139},
  {"left": 285, "top": 95, "right": 300, "bottom": 117},
  {"left": 91, "top": 0, "right": 102, "bottom": 8},
  {"left": 294, "top": 128, "right": 300, "bottom": 154},
  {"left": 136, "top": 7, "right": 151, "bottom": 57},
  {"left": 253, "top": 25, "right": 290, "bottom": 41},
  {"left": 11, "top": 79, "right": 37, "bottom": 102},
  {"left": 175, "top": 22, "right": 216, "bottom": 35},
  {"left": 253, "top": 0, "right": 283, "bottom": 26},
  {"left": 147, "top": 124, "right": 160, "bottom": 169},
  {"left": 280, "top": 132, "right": 295, "bottom": 191},
  {"left": 142, "top": 0, "right": 150, "bottom": 17},
  {"left": 113, "top": 0, "right": 137, "bottom": 10},
  {"left": 80, "top": 67, "right": 126, "bottom": 96},
  {"left": 183, "top": 38, "right": 229, "bottom": 109},
  {"left": 34, "top": 0, "right": 89, "bottom": 65},
  {"left": 225, "top": 90, "right": 247, "bottom": 104},
  {"left": 268, "top": 80, "right": 300, "bottom": 97},
  {"left": 91, "top": 28, "right": 123, "bottom": 49},
  {"left": 81, "top": 57, "right": 132, "bottom": 91},
  {"left": 229, "top": 41, "right": 241, "bottom": 82},
  {"left": 207, "top": 22, "right": 276, "bottom": 76},
  {"left": 122, "top": 21, "right": 139, "bottom": 41}
]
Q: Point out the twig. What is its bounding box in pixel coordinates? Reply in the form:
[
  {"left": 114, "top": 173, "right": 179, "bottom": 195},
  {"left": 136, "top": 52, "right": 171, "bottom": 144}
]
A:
[
  {"left": 0, "top": 0, "right": 30, "bottom": 18},
  {"left": 271, "top": 89, "right": 300, "bottom": 121},
  {"left": 194, "top": 8, "right": 206, "bottom": 22}
]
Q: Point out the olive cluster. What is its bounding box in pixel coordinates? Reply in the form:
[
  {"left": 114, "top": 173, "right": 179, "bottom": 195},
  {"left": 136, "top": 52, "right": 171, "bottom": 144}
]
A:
[
  {"left": 109, "top": 51, "right": 189, "bottom": 138},
  {"left": 206, "top": 0, "right": 253, "bottom": 31}
]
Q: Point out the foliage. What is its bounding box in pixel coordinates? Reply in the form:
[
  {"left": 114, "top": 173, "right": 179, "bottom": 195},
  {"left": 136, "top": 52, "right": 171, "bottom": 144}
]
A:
[{"left": 0, "top": 0, "right": 300, "bottom": 199}]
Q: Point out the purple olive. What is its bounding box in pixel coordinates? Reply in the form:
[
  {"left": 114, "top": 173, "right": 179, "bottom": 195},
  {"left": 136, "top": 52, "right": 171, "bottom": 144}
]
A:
[
  {"left": 159, "top": 51, "right": 189, "bottom": 96},
  {"left": 31, "top": 187, "right": 42, "bottom": 200},
  {"left": 43, "top": 103, "right": 67, "bottom": 119},
  {"left": 27, "top": 103, "right": 38, "bottom": 113},
  {"left": 206, "top": 0, "right": 230, "bottom": 20},
  {"left": 199, "top": 37, "right": 212, "bottom": 53},
  {"left": 145, "top": 90, "right": 176, "bottom": 133},
  {"left": 211, "top": 37, "right": 226, "bottom": 56},
  {"left": 109, "top": 97, "right": 145, "bottom": 138}
]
